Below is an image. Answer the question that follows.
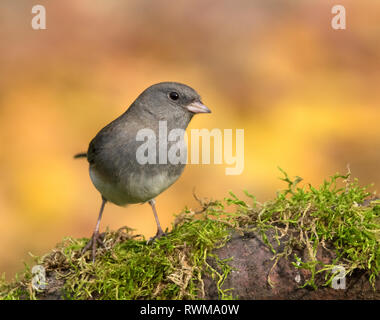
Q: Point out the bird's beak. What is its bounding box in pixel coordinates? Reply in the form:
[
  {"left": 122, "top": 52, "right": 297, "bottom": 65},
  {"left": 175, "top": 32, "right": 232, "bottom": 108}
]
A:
[{"left": 186, "top": 101, "right": 211, "bottom": 114}]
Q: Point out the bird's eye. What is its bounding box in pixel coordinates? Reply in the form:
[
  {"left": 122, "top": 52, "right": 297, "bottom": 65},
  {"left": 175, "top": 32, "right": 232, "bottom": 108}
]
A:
[{"left": 168, "top": 91, "right": 179, "bottom": 101}]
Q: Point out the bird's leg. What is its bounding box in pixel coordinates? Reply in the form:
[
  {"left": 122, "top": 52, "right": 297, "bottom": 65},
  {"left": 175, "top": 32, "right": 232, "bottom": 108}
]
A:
[
  {"left": 82, "top": 197, "right": 107, "bottom": 262},
  {"left": 148, "top": 199, "right": 166, "bottom": 243}
]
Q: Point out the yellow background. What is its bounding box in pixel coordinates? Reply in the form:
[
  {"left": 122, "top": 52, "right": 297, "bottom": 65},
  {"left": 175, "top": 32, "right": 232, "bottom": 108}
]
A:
[{"left": 0, "top": 0, "right": 379, "bottom": 278}]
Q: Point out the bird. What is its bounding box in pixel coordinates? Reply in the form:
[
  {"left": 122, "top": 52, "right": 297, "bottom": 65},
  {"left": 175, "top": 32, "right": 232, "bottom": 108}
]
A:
[{"left": 75, "top": 82, "right": 211, "bottom": 261}]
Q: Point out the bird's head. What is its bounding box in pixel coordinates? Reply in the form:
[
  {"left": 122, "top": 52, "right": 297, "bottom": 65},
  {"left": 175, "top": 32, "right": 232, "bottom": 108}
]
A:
[{"left": 133, "top": 82, "right": 211, "bottom": 123}]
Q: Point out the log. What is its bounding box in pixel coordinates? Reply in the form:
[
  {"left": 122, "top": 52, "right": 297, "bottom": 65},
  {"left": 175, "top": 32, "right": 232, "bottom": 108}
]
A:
[{"left": 203, "top": 230, "right": 380, "bottom": 299}]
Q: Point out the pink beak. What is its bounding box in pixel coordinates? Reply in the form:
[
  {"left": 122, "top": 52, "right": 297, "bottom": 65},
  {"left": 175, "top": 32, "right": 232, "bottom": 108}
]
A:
[{"left": 186, "top": 101, "right": 211, "bottom": 114}]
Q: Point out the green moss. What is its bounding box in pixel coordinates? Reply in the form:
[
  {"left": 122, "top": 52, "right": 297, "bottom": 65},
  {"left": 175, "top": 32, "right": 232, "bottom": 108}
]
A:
[
  {"left": 229, "top": 168, "right": 380, "bottom": 289},
  {"left": 1, "top": 169, "right": 379, "bottom": 299},
  {"left": 1, "top": 202, "right": 234, "bottom": 300}
]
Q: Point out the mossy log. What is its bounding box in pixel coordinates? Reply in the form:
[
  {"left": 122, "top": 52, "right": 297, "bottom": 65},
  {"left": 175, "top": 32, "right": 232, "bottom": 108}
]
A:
[
  {"left": 1, "top": 171, "right": 379, "bottom": 300},
  {"left": 203, "top": 229, "right": 380, "bottom": 299},
  {"left": 18, "top": 227, "right": 380, "bottom": 300}
]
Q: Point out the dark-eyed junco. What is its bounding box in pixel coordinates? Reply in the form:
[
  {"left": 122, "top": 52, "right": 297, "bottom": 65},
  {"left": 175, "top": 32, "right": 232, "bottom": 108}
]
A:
[{"left": 75, "top": 82, "right": 211, "bottom": 261}]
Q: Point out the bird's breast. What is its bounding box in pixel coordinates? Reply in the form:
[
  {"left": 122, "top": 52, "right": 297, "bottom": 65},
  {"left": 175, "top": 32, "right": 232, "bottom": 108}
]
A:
[{"left": 89, "top": 164, "right": 184, "bottom": 206}]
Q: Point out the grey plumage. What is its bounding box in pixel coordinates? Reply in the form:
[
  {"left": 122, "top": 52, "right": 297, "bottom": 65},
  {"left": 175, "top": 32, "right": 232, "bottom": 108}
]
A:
[{"left": 78, "top": 82, "right": 211, "bottom": 261}]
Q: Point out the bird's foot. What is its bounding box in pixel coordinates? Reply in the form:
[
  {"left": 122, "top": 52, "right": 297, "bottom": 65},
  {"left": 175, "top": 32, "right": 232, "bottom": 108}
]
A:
[
  {"left": 147, "top": 229, "right": 167, "bottom": 244},
  {"left": 81, "top": 231, "right": 105, "bottom": 262}
]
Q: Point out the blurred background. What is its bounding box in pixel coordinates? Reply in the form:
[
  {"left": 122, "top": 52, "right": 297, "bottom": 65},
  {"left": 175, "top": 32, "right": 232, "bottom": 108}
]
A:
[{"left": 0, "top": 0, "right": 379, "bottom": 279}]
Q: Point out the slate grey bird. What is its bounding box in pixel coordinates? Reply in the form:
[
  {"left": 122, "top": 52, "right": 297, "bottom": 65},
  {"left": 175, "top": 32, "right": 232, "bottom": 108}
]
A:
[{"left": 76, "top": 82, "right": 211, "bottom": 261}]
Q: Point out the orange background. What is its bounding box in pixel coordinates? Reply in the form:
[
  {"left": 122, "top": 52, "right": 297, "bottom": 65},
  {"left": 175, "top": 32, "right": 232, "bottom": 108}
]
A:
[{"left": 1, "top": 0, "right": 379, "bottom": 279}]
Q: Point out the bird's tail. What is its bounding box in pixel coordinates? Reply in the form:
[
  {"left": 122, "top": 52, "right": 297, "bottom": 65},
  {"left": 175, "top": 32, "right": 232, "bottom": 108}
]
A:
[{"left": 74, "top": 152, "right": 87, "bottom": 159}]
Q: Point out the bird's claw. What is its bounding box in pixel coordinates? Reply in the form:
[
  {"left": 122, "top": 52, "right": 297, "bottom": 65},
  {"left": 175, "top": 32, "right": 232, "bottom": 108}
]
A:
[
  {"left": 81, "top": 232, "right": 105, "bottom": 262},
  {"left": 147, "top": 230, "right": 167, "bottom": 244}
]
